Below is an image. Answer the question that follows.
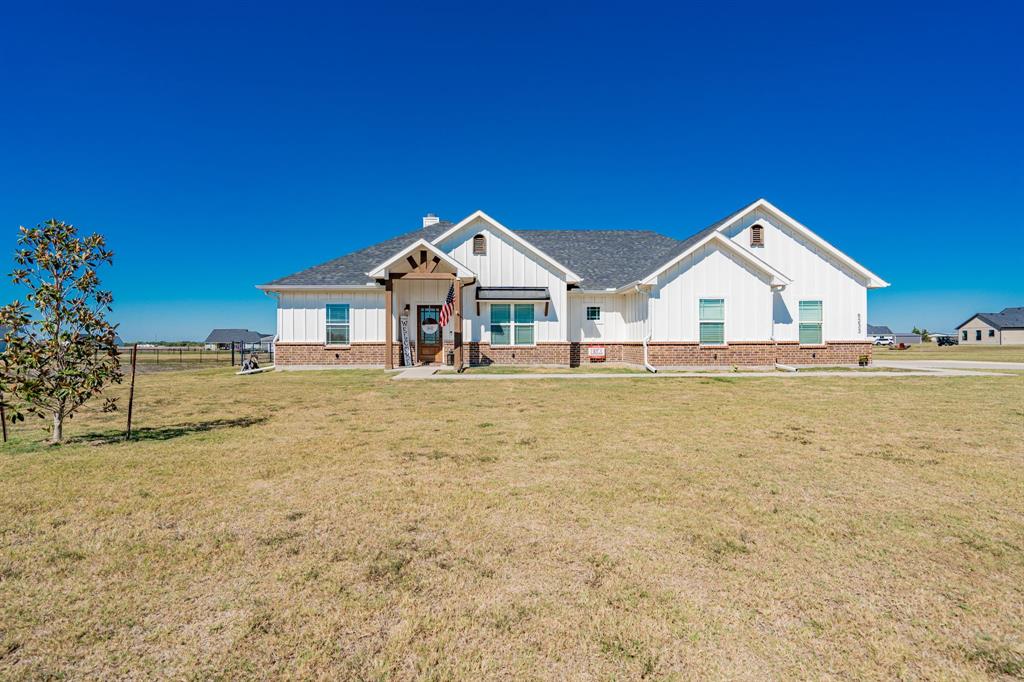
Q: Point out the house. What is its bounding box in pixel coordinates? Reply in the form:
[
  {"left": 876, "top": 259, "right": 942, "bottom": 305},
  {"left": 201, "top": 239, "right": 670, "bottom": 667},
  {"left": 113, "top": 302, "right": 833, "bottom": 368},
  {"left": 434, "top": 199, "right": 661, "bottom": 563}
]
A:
[
  {"left": 258, "top": 199, "right": 888, "bottom": 369},
  {"left": 956, "top": 307, "right": 1024, "bottom": 345},
  {"left": 867, "top": 324, "right": 893, "bottom": 342},
  {"left": 204, "top": 329, "right": 271, "bottom": 351}
]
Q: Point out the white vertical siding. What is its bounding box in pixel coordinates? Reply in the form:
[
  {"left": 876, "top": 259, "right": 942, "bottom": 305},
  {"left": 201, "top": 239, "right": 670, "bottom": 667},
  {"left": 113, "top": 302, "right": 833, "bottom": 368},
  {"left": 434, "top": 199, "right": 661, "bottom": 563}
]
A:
[
  {"left": 649, "top": 244, "right": 773, "bottom": 342},
  {"left": 722, "top": 208, "right": 869, "bottom": 341},
  {"left": 278, "top": 290, "right": 385, "bottom": 342},
  {"left": 568, "top": 292, "right": 647, "bottom": 342},
  {"left": 436, "top": 218, "right": 569, "bottom": 343}
]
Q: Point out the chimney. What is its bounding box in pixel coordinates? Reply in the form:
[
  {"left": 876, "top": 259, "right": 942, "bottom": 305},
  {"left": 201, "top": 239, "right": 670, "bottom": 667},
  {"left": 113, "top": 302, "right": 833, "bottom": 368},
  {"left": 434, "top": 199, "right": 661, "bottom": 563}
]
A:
[{"left": 422, "top": 213, "right": 440, "bottom": 228}]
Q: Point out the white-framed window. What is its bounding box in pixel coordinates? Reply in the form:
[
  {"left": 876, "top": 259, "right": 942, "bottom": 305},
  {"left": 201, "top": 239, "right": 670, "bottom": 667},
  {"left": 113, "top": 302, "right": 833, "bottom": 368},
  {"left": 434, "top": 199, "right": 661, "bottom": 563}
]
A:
[
  {"left": 490, "top": 303, "right": 534, "bottom": 345},
  {"left": 326, "top": 303, "right": 350, "bottom": 345},
  {"left": 799, "top": 300, "right": 823, "bottom": 345},
  {"left": 586, "top": 306, "right": 601, "bottom": 321},
  {"left": 698, "top": 298, "right": 725, "bottom": 345}
]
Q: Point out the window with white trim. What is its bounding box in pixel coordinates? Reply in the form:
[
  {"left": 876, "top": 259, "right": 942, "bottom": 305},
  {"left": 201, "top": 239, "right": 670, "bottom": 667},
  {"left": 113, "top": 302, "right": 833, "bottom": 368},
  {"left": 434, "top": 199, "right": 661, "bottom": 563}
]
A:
[
  {"left": 799, "top": 300, "right": 823, "bottom": 345},
  {"left": 490, "top": 303, "right": 534, "bottom": 345},
  {"left": 586, "top": 306, "right": 601, "bottom": 321},
  {"left": 698, "top": 298, "right": 725, "bottom": 345},
  {"left": 326, "top": 304, "right": 350, "bottom": 345}
]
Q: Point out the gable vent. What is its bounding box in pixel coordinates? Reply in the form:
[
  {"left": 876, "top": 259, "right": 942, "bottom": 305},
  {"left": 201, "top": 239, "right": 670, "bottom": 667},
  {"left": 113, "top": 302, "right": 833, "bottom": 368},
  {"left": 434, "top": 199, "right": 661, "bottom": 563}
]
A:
[
  {"left": 750, "top": 223, "right": 765, "bottom": 247},
  {"left": 473, "top": 233, "right": 487, "bottom": 255}
]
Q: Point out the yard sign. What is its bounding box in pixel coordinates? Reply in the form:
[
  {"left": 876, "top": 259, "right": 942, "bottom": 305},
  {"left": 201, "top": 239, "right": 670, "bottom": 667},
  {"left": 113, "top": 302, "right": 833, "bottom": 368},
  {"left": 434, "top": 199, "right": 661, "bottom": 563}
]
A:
[{"left": 399, "top": 313, "right": 414, "bottom": 367}]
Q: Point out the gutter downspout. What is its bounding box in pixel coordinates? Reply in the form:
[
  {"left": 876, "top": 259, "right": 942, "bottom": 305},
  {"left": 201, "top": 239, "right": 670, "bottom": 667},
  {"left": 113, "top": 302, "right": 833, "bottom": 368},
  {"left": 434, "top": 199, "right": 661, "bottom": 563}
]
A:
[{"left": 636, "top": 285, "right": 657, "bottom": 373}]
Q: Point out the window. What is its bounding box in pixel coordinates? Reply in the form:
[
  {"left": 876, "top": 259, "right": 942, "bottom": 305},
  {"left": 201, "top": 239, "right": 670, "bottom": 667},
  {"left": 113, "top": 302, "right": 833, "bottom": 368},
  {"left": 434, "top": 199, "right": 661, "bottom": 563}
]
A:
[
  {"left": 586, "top": 306, "right": 601, "bottom": 321},
  {"left": 472, "top": 234, "right": 487, "bottom": 255},
  {"left": 976, "top": 330, "right": 982, "bottom": 341},
  {"left": 326, "top": 304, "right": 350, "bottom": 345},
  {"left": 799, "top": 300, "right": 823, "bottom": 345},
  {"left": 750, "top": 223, "right": 765, "bottom": 247},
  {"left": 699, "top": 298, "right": 725, "bottom": 344},
  {"left": 989, "top": 329, "right": 995, "bottom": 337},
  {"left": 962, "top": 330, "right": 968, "bottom": 341},
  {"left": 490, "top": 303, "right": 534, "bottom": 345}
]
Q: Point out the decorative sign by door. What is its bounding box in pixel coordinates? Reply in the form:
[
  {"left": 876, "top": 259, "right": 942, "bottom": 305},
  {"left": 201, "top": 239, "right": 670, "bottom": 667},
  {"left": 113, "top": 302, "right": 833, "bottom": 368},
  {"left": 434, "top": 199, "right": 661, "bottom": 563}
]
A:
[
  {"left": 399, "top": 313, "right": 414, "bottom": 367},
  {"left": 587, "top": 346, "right": 606, "bottom": 362}
]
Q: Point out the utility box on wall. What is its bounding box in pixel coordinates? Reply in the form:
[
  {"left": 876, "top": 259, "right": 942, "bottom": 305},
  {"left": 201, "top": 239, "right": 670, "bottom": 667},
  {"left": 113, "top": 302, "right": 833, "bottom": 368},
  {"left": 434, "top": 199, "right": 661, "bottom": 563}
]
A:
[{"left": 587, "top": 346, "right": 606, "bottom": 362}]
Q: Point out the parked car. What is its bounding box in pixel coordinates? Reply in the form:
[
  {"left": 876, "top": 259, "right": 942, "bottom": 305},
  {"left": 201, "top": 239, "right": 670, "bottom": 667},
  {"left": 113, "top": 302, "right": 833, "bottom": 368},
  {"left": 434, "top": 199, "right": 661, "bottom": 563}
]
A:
[
  {"left": 873, "top": 336, "right": 895, "bottom": 346},
  {"left": 937, "top": 335, "right": 958, "bottom": 346}
]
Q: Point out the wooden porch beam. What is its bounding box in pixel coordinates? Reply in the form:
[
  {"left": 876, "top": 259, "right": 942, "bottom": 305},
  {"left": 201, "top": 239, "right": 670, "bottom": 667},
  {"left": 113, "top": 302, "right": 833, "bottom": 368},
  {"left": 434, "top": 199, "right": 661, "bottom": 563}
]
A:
[
  {"left": 454, "top": 278, "right": 464, "bottom": 371},
  {"left": 384, "top": 278, "right": 393, "bottom": 369},
  {"left": 427, "top": 255, "right": 441, "bottom": 273},
  {"left": 390, "top": 272, "right": 458, "bottom": 280}
]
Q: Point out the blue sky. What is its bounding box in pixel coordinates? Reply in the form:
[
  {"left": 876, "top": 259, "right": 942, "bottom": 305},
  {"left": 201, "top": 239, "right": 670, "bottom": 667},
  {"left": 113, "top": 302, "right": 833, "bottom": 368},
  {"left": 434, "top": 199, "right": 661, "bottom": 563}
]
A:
[{"left": 1, "top": 1, "right": 1020, "bottom": 340}]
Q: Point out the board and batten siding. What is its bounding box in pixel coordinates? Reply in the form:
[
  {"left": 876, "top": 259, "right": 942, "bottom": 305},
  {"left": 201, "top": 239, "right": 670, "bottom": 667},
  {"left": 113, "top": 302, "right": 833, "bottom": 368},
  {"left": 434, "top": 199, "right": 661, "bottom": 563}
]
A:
[
  {"left": 649, "top": 244, "right": 773, "bottom": 342},
  {"left": 436, "top": 218, "right": 569, "bottom": 343},
  {"left": 569, "top": 292, "right": 646, "bottom": 342},
  {"left": 277, "top": 290, "right": 384, "bottom": 343},
  {"left": 721, "top": 208, "right": 868, "bottom": 341}
]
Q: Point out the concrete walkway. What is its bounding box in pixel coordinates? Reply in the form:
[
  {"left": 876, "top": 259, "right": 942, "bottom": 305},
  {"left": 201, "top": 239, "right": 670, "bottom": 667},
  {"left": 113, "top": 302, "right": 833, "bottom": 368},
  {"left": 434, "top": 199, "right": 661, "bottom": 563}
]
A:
[
  {"left": 421, "top": 366, "right": 1015, "bottom": 381},
  {"left": 393, "top": 365, "right": 439, "bottom": 380},
  {"left": 875, "top": 359, "right": 1024, "bottom": 371}
]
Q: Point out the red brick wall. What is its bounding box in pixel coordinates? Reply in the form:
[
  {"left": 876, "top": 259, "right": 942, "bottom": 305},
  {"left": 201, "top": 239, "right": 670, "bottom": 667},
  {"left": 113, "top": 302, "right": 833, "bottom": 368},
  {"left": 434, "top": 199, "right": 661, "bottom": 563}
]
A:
[
  {"left": 277, "top": 340, "right": 872, "bottom": 367},
  {"left": 468, "top": 342, "right": 571, "bottom": 366},
  {"left": 275, "top": 342, "right": 389, "bottom": 366}
]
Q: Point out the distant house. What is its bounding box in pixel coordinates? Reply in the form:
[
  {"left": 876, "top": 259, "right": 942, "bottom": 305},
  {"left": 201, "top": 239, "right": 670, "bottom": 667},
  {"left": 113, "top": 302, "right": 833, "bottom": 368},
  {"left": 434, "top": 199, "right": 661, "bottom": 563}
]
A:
[
  {"left": 867, "top": 324, "right": 921, "bottom": 345},
  {"left": 204, "top": 329, "right": 271, "bottom": 351},
  {"left": 867, "top": 324, "right": 893, "bottom": 339},
  {"left": 956, "top": 307, "right": 1024, "bottom": 345}
]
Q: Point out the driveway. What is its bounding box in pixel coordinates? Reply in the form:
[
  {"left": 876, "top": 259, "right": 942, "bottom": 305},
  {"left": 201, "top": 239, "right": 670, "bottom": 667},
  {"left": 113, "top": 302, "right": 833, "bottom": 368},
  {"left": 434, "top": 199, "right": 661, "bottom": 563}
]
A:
[{"left": 874, "top": 359, "right": 1024, "bottom": 371}]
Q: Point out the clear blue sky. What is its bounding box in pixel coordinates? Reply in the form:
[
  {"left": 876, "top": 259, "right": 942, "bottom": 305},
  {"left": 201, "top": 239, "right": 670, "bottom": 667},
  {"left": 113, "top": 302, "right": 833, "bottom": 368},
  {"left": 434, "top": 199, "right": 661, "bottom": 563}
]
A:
[{"left": 1, "top": 1, "right": 1020, "bottom": 340}]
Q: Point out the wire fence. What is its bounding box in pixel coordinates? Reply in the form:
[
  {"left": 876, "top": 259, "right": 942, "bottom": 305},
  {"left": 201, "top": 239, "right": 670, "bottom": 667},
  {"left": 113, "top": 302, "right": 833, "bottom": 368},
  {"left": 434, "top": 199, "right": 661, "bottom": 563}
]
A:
[{"left": 114, "top": 345, "right": 274, "bottom": 368}]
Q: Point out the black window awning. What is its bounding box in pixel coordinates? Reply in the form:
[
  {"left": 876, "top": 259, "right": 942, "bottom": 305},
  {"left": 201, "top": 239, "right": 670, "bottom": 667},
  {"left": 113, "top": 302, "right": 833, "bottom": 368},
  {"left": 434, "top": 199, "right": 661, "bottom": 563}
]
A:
[{"left": 475, "top": 287, "right": 550, "bottom": 301}]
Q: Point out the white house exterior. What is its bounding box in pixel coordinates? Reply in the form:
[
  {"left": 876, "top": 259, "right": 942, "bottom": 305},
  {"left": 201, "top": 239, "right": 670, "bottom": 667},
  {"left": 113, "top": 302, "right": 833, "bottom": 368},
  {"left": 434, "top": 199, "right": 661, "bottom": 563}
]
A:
[{"left": 259, "top": 199, "right": 888, "bottom": 368}]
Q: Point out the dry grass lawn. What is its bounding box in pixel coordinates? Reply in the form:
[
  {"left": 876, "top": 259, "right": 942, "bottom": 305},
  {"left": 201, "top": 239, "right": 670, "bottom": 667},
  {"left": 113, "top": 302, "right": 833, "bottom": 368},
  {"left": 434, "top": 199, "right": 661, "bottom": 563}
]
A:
[{"left": 1, "top": 368, "right": 1022, "bottom": 679}]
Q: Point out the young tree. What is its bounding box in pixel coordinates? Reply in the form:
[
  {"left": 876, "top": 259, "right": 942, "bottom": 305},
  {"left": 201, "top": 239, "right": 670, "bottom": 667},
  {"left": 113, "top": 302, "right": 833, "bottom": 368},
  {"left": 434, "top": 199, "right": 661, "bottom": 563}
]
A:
[{"left": 0, "top": 219, "right": 122, "bottom": 443}]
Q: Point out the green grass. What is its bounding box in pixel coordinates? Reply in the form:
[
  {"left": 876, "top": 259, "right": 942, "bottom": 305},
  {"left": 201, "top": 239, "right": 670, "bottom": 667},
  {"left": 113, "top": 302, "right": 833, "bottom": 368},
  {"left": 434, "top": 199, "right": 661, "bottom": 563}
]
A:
[
  {"left": 1, "top": 367, "right": 1022, "bottom": 678},
  {"left": 877, "top": 343, "right": 1024, "bottom": 363}
]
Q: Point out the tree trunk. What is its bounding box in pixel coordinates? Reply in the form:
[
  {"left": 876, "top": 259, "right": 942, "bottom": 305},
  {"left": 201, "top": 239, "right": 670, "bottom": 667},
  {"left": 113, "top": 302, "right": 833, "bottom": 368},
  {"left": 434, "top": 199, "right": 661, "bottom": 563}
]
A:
[{"left": 51, "top": 411, "right": 63, "bottom": 444}]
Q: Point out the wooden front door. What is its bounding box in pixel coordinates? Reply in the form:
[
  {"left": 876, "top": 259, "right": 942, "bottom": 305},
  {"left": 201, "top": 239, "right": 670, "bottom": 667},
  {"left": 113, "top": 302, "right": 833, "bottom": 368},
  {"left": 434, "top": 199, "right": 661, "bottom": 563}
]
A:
[{"left": 417, "top": 305, "right": 443, "bottom": 364}]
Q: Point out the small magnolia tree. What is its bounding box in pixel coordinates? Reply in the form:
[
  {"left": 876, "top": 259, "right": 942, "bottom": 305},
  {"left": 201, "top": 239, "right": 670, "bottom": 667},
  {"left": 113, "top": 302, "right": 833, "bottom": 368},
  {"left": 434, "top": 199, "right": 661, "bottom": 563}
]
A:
[{"left": 0, "top": 219, "right": 122, "bottom": 443}]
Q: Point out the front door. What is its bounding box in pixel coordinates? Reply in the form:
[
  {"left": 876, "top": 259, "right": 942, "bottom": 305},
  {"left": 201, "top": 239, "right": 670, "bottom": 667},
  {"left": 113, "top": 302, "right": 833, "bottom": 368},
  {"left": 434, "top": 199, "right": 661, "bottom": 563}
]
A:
[{"left": 417, "top": 305, "right": 443, "bottom": 364}]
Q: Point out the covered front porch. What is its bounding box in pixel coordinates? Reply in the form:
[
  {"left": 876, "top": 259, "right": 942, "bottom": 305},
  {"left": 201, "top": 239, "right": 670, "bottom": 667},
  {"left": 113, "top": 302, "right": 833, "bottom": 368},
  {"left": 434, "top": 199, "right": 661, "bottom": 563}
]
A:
[{"left": 367, "top": 239, "right": 476, "bottom": 370}]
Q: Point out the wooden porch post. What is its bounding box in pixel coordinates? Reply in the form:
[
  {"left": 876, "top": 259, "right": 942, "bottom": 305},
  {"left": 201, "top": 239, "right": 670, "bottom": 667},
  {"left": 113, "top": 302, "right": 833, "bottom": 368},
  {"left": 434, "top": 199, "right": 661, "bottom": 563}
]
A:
[
  {"left": 454, "top": 277, "right": 463, "bottom": 371},
  {"left": 385, "top": 277, "right": 394, "bottom": 369}
]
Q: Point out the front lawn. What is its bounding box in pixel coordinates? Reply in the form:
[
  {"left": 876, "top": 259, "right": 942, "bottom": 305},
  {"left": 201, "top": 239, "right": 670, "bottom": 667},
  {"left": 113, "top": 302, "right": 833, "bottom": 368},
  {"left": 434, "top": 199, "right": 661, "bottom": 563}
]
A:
[{"left": 1, "top": 368, "right": 1022, "bottom": 678}]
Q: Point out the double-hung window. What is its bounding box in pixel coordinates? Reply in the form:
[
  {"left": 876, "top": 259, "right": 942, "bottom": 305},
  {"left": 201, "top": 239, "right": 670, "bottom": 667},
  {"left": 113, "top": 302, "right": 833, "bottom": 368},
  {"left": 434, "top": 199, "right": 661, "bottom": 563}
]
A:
[
  {"left": 976, "top": 329, "right": 982, "bottom": 341},
  {"left": 799, "top": 300, "right": 823, "bottom": 345},
  {"left": 698, "top": 298, "right": 725, "bottom": 345},
  {"left": 326, "top": 304, "right": 350, "bottom": 345},
  {"left": 490, "top": 303, "right": 534, "bottom": 345}
]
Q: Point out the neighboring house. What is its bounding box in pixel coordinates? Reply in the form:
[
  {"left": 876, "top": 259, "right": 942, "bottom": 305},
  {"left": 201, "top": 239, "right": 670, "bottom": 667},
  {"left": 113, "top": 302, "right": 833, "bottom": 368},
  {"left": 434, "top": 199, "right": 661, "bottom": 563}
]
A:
[
  {"left": 258, "top": 199, "right": 889, "bottom": 368},
  {"left": 956, "top": 307, "right": 1024, "bottom": 345},
  {"left": 204, "top": 329, "right": 270, "bottom": 351},
  {"left": 867, "top": 324, "right": 893, "bottom": 341}
]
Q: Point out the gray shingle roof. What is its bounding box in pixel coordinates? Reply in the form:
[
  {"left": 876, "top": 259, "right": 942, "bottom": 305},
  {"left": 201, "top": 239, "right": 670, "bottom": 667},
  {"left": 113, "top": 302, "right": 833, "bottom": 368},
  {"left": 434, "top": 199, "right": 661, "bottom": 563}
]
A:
[
  {"left": 867, "top": 324, "right": 893, "bottom": 335},
  {"left": 957, "top": 306, "right": 1024, "bottom": 330},
  {"left": 264, "top": 222, "right": 453, "bottom": 287},
  {"left": 205, "top": 329, "right": 266, "bottom": 344},
  {"left": 261, "top": 204, "right": 749, "bottom": 290}
]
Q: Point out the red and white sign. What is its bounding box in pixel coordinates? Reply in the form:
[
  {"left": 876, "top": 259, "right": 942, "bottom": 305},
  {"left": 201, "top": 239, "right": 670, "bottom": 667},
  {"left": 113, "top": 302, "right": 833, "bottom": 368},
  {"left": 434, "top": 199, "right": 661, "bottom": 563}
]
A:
[{"left": 587, "top": 346, "right": 606, "bottom": 362}]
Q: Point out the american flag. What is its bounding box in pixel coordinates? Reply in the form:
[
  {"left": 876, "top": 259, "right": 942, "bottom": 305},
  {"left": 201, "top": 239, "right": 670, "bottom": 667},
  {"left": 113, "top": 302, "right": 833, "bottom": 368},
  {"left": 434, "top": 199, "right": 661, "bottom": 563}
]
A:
[{"left": 439, "top": 283, "right": 456, "bottom": 328}]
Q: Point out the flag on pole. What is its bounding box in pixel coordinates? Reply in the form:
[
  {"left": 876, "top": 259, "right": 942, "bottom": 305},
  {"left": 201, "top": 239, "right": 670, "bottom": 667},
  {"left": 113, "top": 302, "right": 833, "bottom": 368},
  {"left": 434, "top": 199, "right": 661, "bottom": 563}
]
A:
[{"left": 439, "top": 283, "right": 455, "bottom": 327}]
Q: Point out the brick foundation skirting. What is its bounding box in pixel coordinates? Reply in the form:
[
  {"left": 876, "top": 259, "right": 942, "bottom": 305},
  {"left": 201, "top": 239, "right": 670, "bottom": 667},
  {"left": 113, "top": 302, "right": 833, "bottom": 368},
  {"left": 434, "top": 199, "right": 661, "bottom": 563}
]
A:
[{"left": 276, "top": 340, "right": 873, "bottom": 368}]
